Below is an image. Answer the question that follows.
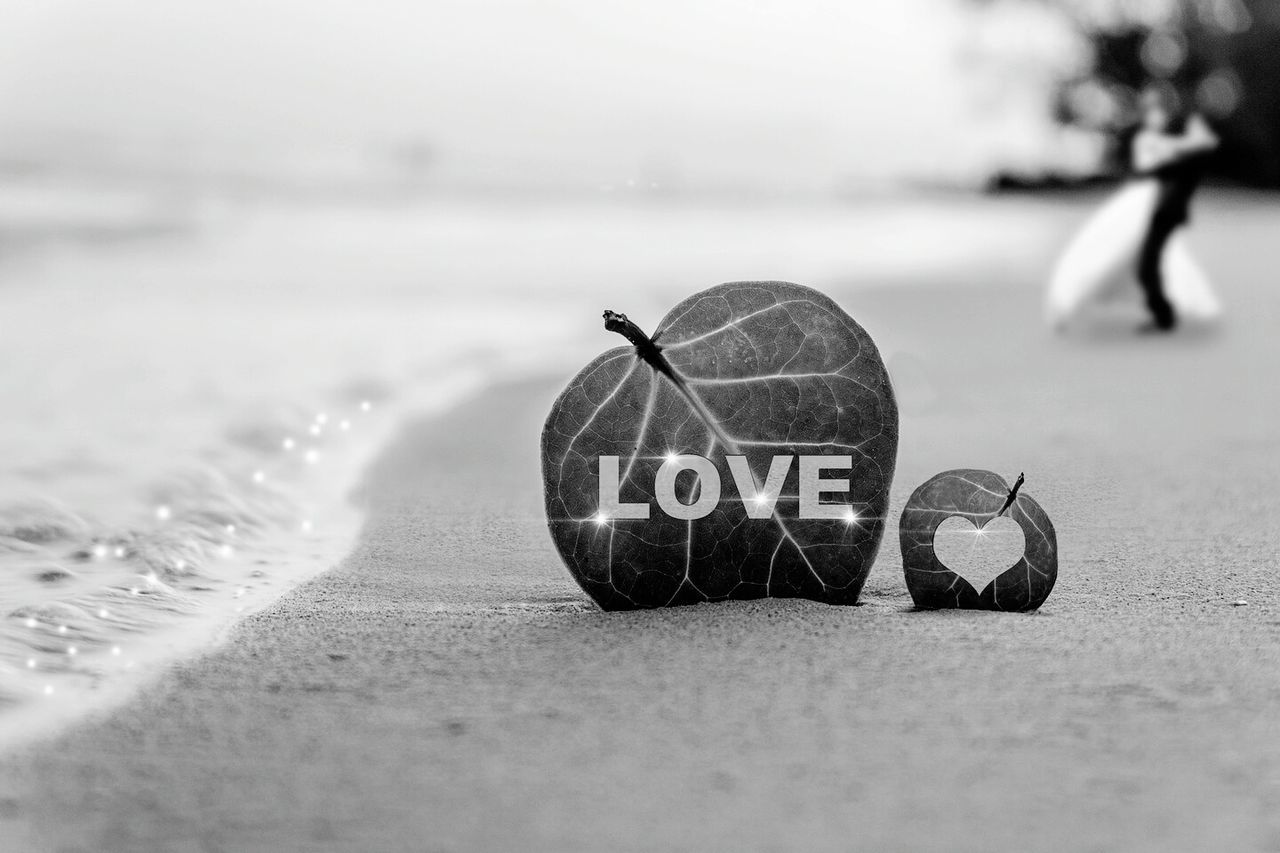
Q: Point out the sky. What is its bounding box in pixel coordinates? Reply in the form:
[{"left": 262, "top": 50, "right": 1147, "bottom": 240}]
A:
[{"left": 0, "top": 0, "right": 1084, "bottom": 192}]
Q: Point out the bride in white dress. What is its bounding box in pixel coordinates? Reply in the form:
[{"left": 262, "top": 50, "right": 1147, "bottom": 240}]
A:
[{"left": 1046, "top": 91, "right": 1222, "bottom": 332}]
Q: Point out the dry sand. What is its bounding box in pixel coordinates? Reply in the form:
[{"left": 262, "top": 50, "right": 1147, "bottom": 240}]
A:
[{"left": 5, "top": 221, "right": 1280, "bottom": 850}]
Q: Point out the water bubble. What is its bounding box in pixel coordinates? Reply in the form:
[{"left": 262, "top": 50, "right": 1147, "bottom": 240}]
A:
[{"left": 155, "top": 505, "right": 171, "bottom": 521}]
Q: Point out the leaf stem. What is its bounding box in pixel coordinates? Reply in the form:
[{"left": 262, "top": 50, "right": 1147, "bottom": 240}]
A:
[
  {"left": 603, "top": 311, "right": 668, "bottom": 373},
  {"left": 997, "top": 472, "right": 1025, "bottom": 517},
  {"left": 603, "top": 310, "right": 739, "bottom": 452}
]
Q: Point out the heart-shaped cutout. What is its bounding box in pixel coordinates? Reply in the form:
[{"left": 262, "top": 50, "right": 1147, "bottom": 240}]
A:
[{"left": 932, "top": 515, "right": 1025, "bottom": 593}]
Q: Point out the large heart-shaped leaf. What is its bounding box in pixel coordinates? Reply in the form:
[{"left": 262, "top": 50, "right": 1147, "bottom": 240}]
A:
[
  {"left": 542, "top": 281, "right": 899, "bottom": 610},
  {"left": 899, "top": 469, "right": 1058, "bottom": 611}
]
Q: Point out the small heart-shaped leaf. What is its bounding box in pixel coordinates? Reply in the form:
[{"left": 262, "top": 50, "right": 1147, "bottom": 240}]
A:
[
  {"left": 932, "top": 515, "right": 1026, "bottom": 594},
  {"left": 899, "top": 468, "right": 1058, "bottom": 612}
]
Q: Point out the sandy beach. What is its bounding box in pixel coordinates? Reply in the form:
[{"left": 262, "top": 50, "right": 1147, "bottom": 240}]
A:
[
  {"left": 0, "top": 189, "right": 1073, "bottom": 725},
  {"left": 4, "top": 190, "right": 1280, "bottom": 850}
]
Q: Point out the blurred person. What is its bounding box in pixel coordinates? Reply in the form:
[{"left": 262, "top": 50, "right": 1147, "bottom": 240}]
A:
[
  {"left": 1045, "top": 88, "right": 1222, "bottom": 333},
  {"left": 1132, "top": 90, "right": 1221, "bottom": 331}
]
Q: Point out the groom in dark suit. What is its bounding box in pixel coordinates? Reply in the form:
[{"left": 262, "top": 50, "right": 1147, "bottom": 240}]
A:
[{"left": 1132, "top": 91, "right": 1220, "bottom": 331}]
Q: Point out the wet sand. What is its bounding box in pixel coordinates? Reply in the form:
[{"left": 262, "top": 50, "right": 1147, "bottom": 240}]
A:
[{"left": 6, "top": 224, "right": 1280, "bottom": 849}]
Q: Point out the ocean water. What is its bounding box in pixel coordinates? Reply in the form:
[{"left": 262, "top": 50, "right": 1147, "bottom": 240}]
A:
[{"left": 0, "top": 180, "right": 1073, "bottom": 744}]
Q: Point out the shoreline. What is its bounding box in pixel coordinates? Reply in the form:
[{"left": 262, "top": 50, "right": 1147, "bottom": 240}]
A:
[
  {"left": 0, "top": 501, "right": 362, "bottom": 752},
  {"left": 0, "top": 364, "right": 492, "bottom": 753}
]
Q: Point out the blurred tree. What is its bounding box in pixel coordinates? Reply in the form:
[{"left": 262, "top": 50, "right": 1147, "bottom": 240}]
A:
[{"left": 969, "top": 0, "right": 1280, "bottom": 185}]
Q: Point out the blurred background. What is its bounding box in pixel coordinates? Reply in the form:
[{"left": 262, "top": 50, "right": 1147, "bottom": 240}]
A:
[
  {"left": 1, "top": 0, "right": 1277, "bottom": 712},
  {"left": 3, "top": 0, "right": 1277, "bottom": 201}
]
